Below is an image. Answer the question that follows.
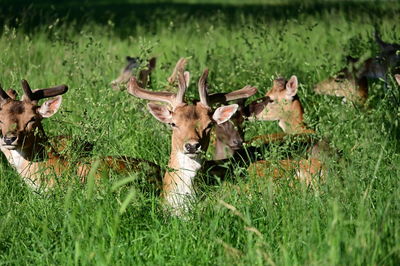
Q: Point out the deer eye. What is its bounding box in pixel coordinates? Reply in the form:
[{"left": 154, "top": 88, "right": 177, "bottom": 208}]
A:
[{"left": 169, "top": 122, "right": 177, "bottom": 128}]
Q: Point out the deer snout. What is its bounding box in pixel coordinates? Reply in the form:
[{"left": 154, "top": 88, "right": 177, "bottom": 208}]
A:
[
  {"left": 232, "top": 139, "right": 243, "bottom": 147},
  {"left": 3, "top": 134, "right": 17, "bottom": 145},
  {"left": 184, "top": 141, "right": 201, "bottom": 154}
]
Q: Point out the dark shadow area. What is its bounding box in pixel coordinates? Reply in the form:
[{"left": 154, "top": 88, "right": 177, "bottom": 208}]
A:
[{"left": 0, "top": 1, "right": 396, "bottom": 37}]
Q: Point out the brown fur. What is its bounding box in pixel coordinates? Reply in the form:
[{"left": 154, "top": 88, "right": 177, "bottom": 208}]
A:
[
  {"left": 315, "top": 35, "right": 400, "bottom": 103},
  {"left": 246, "top": 76, "right": 325, "bottom": 185},
  {"left": 0, "top": 96, "right": 161, "bottom": 190}
]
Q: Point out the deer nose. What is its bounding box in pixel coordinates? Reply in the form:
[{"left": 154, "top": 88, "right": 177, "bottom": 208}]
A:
[
  {"left": 3, "top": 136, "right": 17, "bottom": 145},
  {"left": 233, "top": 139, "right": 243, "bottom": 146},
  {"left": 184, "top": 142, "right": 201, "bottom": 154}
]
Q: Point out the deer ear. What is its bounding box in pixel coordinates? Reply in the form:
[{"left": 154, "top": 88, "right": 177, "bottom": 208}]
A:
[
  {"left": 395, "top": 74, "right": 400, "bottom": 86},
  {"left": 147, "top": 103, "right": 173, "bottom": 124},
  {"left": 213, "top": 104, "right": 238, "bottom": 125},
  {"left": 285, "top": 75, "right": 298, "bottom": 99},
  {"left": 38, "top": 96, "right": 62, "bottom": 118}
]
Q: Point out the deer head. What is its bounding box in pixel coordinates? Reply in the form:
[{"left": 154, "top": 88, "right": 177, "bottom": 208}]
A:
[
  {"left": 0, "top": 80, "right": 68, "bottom": 154},
  {"left": 128, "top": 66, "right": 238, "bottom": 159},
  {"left": 166, "top": 59, "right": 257, "bottom": 160},
  {"left": 314, "top": 56, "right": 368, "bottom": 103},
  {"left": 247, "top": 76, "right": 308, "bottom": 133}
]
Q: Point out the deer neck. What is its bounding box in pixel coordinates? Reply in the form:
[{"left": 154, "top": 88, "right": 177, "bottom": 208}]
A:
[
  {"left": 162, "top": 147, "right": 202, "bottom": 212},
  {"left": 278, "top": 98, "right": 308, "bottom": 134},
  {"left": 0, "top": 127, "right": 59, "bottom": 190}
]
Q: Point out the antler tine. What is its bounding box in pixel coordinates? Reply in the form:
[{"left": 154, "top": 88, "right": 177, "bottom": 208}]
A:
[
  {"left": 6, "top": 89, "right": 17, "bottom": 100},
  {"left": 208, "top": 85, "right": 258, "bottom": 105},
  {"left": 175, "top": 70, "right": 188, "bottom": 106},
  {"left": 21, "top": 79, "right": 34, "bottom": 101},
  {"left": 198, "top": 68, "right": 209, "bottom": 107},
  {"left": 0, "top": 84, "right": 11, "bottom": 100},
  {"left": 32, "top": 85, "right": 69, "bottom": 100},
  {"left": 167, "top": 58, "right": 187, "bottom": 85},
  {"left": 128, "top": 76, "right": 176, "bottom": 105},
  {"left": 224, "top": 85, "right": 258, "bottom": 101}
]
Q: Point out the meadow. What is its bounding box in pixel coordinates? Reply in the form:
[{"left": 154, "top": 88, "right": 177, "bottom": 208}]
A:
[{"left": 0, "top": 0, "right": 399, "bottom": 264}]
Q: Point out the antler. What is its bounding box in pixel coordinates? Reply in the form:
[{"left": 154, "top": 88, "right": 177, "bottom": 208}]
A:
[
  {"left": 128, "top": 76, "right": 176, "bottom": 103},
  {"left": 0, "top": 84, "right": 11, "bottom": 102},
  {"left": 128, "top": 58, "right": 188, "bottom": 109},
  {"left": 128, "top": 76, "right": 187, "bottom": 109},
  {"left": 167, "top": 58, "right": 188, "bottom": 85},
  {"left": 208, "top": 85, "right": 258, "bottom": 105},
  {"left": 21, "top": 80, "right": 68, "bottom": 103},
  {"left": 198, "top": 69, "right": 209, "bottom": 107}
]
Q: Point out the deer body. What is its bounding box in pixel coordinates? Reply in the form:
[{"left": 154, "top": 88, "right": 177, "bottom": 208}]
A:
[
  {"left": 314, "top": 33, "right": 400, "bottom": 103},
  {"left": 248, "top": 76, "right": 325, "bottom": 185},
  {"left": 0, "top": 81, "right": 161, "bottom": 191},
  {"left": 128, "top": 59, "right": 243, "bottom": 213}
]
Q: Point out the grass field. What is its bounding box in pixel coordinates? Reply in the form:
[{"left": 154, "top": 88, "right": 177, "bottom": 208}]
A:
[{"left": 0, "top": 0, "right": 399, "bottom": 265}]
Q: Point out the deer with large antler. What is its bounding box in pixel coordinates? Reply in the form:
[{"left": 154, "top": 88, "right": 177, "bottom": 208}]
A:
[
  {"left": 127, "top": 58, "right": 247, "bottom": 213},
  {"left": 167, "top": 58, "right": 258, "bottom": 160},
  {"left": 166, "top": 58, "right": 258, "bottom": 160},
  {"left": 0, "top": 80, "right": 161, "bottom": 191}
]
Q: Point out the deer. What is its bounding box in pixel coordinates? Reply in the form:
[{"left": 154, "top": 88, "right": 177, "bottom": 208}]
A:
[
  {"left": 246, "top": 76, "right": 327, "bottom": 186},
  {"left": 127, "top": 60, "right": 247, "bottom": 214},
  {"left": 314, "top": 32, "right": 400, "bottom": 103},
  {"left": 111, "top": 56, "right": 156, "bottom": 90},
  {"left": 396, "top": 74, "right": 400, "bottom": 86},
  {"left": 0, "top": 80, "right": 161, "bottom": 191},
  {"left": 166, "top": 58, "right": 258, "bottom": 160}
]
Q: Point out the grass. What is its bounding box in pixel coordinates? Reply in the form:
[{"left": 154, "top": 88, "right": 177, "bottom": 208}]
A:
[{"left": 0, "top": 0, "right": 400, "bottom": 265}]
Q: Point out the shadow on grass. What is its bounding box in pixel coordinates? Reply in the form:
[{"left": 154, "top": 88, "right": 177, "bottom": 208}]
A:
[{"left": 0, "top": 0, "right": 396, "bottom": 37}]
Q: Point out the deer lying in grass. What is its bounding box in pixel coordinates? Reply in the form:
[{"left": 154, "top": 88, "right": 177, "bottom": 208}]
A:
[
  {"left": 128, "top": 63, "right": 243, "bottom": 213},
  {"left": 111, "top": 56, "right": 156, "bottom": 90},
  {"left": 166, "top": 58, "right": 258, "bottom": 160},
  {"left": 314, "top": 33, "right": 400, "bottom": 103},
  {"left": 0, "top": 80, "right": 161, "bottom": 191},
  {"left": 247, "top": 76, "right": 326, "bottom": 185}
]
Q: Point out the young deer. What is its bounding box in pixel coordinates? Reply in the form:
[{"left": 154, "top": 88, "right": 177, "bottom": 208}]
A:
[
  {"left": 127, "top": 65, "right": 240, "bottom": 213},
  {"left": 247, "top": 76, "right": 325, "bottom": 185},
  {"left": 314, "top": 33, "right": 400, "bottom": 103},
  {"left": 210, "top": 91, "right": 257, "bottom": 160},
  {"left": 111, "top": 56, "right": 156, "bottom": 90},
  {"left": 314, "top": 56, "right": 369, "bottom": 103},
  {"left": 0, "top": 80, "right": 161, "bottom": 191}
]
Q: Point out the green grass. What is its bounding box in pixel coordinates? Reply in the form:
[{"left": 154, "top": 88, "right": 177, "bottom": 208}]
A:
[{"left": 0, "top": 1, "right": 400, "bottom": 265}]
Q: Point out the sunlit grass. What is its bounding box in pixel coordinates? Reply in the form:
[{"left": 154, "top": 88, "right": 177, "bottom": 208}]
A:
[{"left": 0, "top": 1, "right": 399, "bottom": 264}]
